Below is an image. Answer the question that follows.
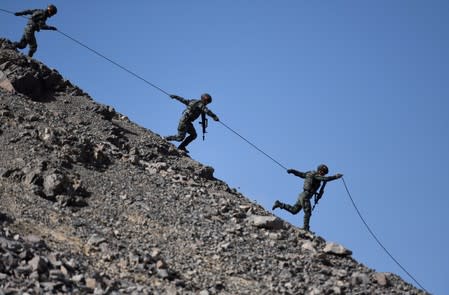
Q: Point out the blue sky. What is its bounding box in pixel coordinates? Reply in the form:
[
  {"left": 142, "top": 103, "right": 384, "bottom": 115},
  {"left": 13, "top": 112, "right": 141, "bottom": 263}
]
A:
[{"left": 2, "top": 1, "right": 448, "bottom": 294}]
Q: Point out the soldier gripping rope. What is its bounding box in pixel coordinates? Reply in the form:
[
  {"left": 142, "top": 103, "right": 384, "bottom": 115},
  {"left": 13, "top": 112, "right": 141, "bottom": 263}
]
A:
[
  {"left": 165, "top": 93, "right": 219, "bottom": 153},
  {"left": 272, "top": 164, "right": 343, "bottom": 231},
  {"left": 13, "top": 4, "right": 58, "bottom": 57}
]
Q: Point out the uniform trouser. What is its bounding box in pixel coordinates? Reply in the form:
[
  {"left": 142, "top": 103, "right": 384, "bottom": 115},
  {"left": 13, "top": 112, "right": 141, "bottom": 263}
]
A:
[
  {"left": 279, "top": 191, "right": 313, "bottom": 230},
  {"left": 15, "top": 28, "right": 37, "bottom": 57},
  {"left": 165, "top": 120, "right": 197, "bottom": 149}
]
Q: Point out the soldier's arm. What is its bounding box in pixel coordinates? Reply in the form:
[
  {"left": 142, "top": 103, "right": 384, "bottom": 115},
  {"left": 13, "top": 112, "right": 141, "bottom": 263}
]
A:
[
  {"left": 15, "top": 9, "right": 38, "bottom": 16},
  {"left": 314, "top": 174, "right": 343, "bottom": 182},
  {"left": 40, "top": 25, "right": 57, "bottom": 30},
  {"left": 205, "top": 108, "right": 219, "bottom": 121},
  {"left": 287, "top": 169, "right": 307, "bottom": 178},
  {"left": 170, "top": 95, "right": 190, "bottom": 106}
]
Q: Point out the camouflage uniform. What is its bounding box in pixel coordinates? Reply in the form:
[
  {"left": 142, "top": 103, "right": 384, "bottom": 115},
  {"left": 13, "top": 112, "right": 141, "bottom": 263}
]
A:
[
  {"left": 165, "top": 95, "right": 218, "bottom": 151},
  {"left": 274, "top": 168, "right": 341, "bottom": 231},
  {"left": 14, "top": 9, "right": 57, "bottom": 57}
]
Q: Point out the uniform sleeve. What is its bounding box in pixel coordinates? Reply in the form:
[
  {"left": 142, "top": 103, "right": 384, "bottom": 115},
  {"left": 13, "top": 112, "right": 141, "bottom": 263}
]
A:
[
  {"left": 40, "top": 25, "right": 55, "bottom": 30},
  {"left": 31, "top": 10, "right": 46, "bottom": 20},
  {"left": 15, "top": 9, "right": 38, "bottom": 16},
  {"left": 205, "top": 108, "right": 218, "bottom": 120},
  {"left": 290, "top": 169, "right": 307, "bottom": 178},
  {"left": 173, "top": 96, "right": 191, "bottom": 106},
  {"left": 314, "top": 174, "right": 340, "bottom": 182}
]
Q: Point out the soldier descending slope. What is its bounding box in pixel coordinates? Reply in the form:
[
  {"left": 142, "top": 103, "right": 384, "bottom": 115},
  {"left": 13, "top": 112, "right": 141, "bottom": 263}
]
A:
[
  {"left": 272, "top": 164, "right": 343, "bottom": 231},
  {"left": 165, "top": 93, "right": 219, "bottom": 153},
  {"left": 13, "top": 4, "right": 58, "bottom": 57}
]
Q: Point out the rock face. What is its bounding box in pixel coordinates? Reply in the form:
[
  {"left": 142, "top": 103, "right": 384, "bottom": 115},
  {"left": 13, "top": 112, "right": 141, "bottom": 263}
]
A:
[{"left": 0, "top": 38, "right": 428, "bottom": 294}]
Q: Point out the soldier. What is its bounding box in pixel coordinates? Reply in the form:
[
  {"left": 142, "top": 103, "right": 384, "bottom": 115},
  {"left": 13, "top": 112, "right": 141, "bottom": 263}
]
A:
[
  {"left": 272, "top": 164, "right": 343, "bottom": 231},
  {"left": 165, "top": 93, "right": 219, "bottom": 153},
  {"left": 13, "top": 4, "right": 58, "bottom": 57}
]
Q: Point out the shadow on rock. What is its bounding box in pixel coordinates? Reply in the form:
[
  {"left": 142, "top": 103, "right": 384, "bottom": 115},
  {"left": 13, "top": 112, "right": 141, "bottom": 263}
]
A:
[{"left": 0, "top": 212, "right": 14, "bottom": 224}]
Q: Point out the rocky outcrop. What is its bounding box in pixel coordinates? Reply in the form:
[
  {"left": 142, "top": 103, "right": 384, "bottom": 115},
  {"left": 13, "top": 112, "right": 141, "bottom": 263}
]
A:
[
  {"left": 0, "top": 38, "right": 85, "bottom": 100},
  {"left": 0, "top": 38, "right": 428, "bottom": 294}
]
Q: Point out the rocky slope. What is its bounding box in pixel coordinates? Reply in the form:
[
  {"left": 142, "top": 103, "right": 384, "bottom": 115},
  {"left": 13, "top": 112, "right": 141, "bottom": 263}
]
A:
[{"left": 0, "top": 38, "right": 427, "bottom": 294}]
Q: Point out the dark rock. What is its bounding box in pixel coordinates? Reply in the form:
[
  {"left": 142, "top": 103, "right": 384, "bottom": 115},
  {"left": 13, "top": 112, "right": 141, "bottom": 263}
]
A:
[
  {"left": 197, "top": 166, "right": 215, "bottom": 180},
  {"left": 28, "top": 255, "right": 48, "bottom": 273},
  {"left": 94, "top": 104, "right": 116, "bottom": 121},
  {"left": 23, "top": 168, "right": 44, "bottom": 187},
  {"left": 43, "top": 171, "right": 69, "bottom": 197},
  {"left": 49, "top": 269, "right": 65, "bottom": 281},
  {"left": 15, "top": 265, "right": 32, "bottom": 276},
  {"left": 351, "top": 272, "right": 370, "bottom": 286}
]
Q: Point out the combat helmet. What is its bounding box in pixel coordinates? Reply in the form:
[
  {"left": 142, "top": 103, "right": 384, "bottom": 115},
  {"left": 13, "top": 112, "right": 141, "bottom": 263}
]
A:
[
  {"left": 201, "top": 93, "right": 212, "bottom": 103},
  {"left": 47, "top": 4, "right": 57, "bottom": 15},
  {"left": 317, "top": 164, "right": 329, "bottom": 175}
]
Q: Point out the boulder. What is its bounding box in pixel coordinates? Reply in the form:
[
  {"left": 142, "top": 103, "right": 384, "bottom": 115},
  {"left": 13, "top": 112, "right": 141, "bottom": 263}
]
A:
[
  {"left": 248, "top": 215, "right": 284, "bottom": 230},
  {"left": 0, "top": 70, "right": 15, "bottom": 92},
  {"left": 323, "top": 242, "right": 352, "bottom": 256}
]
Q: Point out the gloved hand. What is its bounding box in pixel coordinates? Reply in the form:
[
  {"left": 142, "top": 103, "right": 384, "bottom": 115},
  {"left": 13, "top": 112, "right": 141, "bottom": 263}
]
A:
[
  {"left": 170, "top": 94, "right": 179, "bottom": 99},
  {"left": 213, "top": 116, "right": 219, "bottom": 122},
  {"left": 335, "top": 173, "right": 343, "bottom": 179},
  {"left": 48, "top": 26, "right": 57, "bottom": 31},
  {"left": 287, "top": 169, "right": 295, "bottom": 174},
  {"left": 14, "top": 12, "right": 24, "bottom": 16}
]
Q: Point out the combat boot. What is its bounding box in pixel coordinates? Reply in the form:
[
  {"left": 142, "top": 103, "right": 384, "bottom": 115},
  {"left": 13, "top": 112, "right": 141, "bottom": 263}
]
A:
[
  {"left": 272, "top": 200, "right": 282, "bottom": 210},
  {"left": 178, "top": 145, "right": 189, "bottom": 153}
]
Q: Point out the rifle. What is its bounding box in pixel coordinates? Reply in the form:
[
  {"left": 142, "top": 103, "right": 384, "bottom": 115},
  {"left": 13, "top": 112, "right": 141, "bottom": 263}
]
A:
[
  {"left": 312, "top": 181, "right": 327, "bottom": 211},
  {"left": 199, "top": 111, "right": 208, "bottom": 140}
]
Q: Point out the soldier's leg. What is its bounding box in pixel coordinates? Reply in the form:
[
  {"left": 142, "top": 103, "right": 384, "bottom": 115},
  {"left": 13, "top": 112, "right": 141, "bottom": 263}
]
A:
[
  {"left": 165, "top": 120, "right": 187, "bottom": 142},
  {"left": 301, "top": 194, "right": 313, "bottom": 231},
  {"left": 273, "top": 192, "right": 304, "bottom": 214},
  {"left": 27, "top": 34, "right": 38, "bottom": 57},
  {"left": 14, "top": 33, "right": 28, "bottom": 49},
  {"left": 178, "top": 122, "right": 197, "bottom": 150}
]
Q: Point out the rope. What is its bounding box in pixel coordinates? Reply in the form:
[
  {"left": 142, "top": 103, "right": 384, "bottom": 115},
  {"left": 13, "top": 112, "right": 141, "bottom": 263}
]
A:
[
  {"left": 58, "top": 28, "right": 288, "bottom": 172},
  {"left": 219, "top": 121, "right": 288, "bottom": 171},
  {"left": 55, "top": 29, "right": 289, "bottom": 172},
  {"left": 0, "top": 8, "right": 15, "bottom": 15},
  {"left": 55, "top": 30, "right": 171, "bottom": 97},
  {"left": 57, "top": 30, "right": 287, "bottom": 170},
  {"left": 341, "top": 177, "right": 427, "bottom": 292}
]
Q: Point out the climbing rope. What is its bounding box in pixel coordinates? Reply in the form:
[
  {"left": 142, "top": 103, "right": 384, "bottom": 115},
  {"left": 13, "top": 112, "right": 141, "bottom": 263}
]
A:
[
  {"left": 55, "top": 30, "right": 171, "bottom": 97},
  {"left": 341, "top": 177, "right": 427, "bottom": 292},
  {"left": 55, "top": 27, "right": 289, "bottom": 172},
  {"left": 1, "top": 8, "right": 427, "bottom": 291},
  {"left": 0, "top": 8, "right": 15, "bottom": 15},
  {"left": 218, "top": 121, "right": 288, "bottom": 171},
  {"left": 56, "top": 29, "right": 288, "bottom": 172}
]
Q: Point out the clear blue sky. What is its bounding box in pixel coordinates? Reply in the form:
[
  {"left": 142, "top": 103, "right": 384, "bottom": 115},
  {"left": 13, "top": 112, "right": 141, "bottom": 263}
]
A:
[{"left": 2, "top": 1, "right": 448, "bottom": 294}]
